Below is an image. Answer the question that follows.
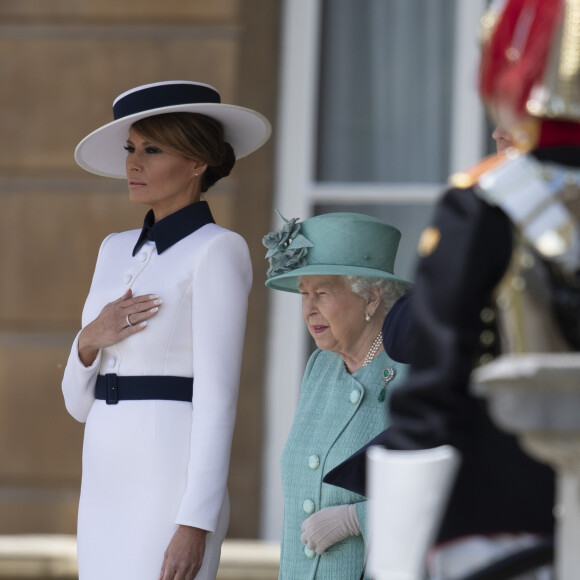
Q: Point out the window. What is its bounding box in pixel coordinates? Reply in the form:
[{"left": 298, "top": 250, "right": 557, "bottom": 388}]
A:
[{"left": 317, "top": 0, "right": 456, "bottom": 184}]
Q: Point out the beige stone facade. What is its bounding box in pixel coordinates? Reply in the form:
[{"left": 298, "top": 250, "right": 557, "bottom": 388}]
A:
[{"left": 0, "top": 0, "right": 279, "bottom": 539}]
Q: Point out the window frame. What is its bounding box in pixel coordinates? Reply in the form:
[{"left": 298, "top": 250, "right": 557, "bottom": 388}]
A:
[{"left": 261, "top": 0, "right": 488, "bottom": 540}]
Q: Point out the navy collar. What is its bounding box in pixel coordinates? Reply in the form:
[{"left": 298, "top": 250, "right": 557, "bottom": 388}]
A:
[{"left": 132, "top": 201, "right": 215, "bottom": 256}]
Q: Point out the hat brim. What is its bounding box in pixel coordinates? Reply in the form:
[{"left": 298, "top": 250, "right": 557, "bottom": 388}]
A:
[
  {"left": 75, "top": 103, "right": 272, "bottom": 178},
  {"left": 265, "top": 264, "right": 412, "bottom": 293}
]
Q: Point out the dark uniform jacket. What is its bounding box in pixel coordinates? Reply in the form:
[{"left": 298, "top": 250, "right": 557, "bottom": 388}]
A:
[{"left": 324, "top": 146, "right": 580, "bottom": 544}]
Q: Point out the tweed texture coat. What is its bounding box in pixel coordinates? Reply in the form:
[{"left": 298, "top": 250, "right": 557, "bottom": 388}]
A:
[{"left": 279, "top": 348, "right": 407, "bottom": 579}]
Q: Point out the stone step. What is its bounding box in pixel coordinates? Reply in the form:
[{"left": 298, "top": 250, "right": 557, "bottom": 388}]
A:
[{"left": 0, "top": 535, "right": 280, "bottom": 580}]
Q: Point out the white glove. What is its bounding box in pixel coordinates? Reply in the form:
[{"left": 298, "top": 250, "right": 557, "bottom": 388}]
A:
[
  {"left": 366, "top": 445, "right": 460, "bottom": 580},
  {"left": 300, "top": 504, "right": 361, "bottom": 554}
]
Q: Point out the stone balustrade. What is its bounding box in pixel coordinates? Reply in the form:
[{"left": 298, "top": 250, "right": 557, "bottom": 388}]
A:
[{"left": 473, "top": 353, "right": 580, "bottom": 580}]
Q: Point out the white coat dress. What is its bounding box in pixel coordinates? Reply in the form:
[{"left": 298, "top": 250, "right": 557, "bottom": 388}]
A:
[{"left": 62, "top": 203, "right": 252, "bottom": 580}]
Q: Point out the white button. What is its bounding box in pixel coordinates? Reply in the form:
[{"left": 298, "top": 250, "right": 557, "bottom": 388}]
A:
[
  {"left": 350, "top": 389, "right": 361, "bottom": 404},
  {"left": 123, "top": 275, "right": 132, "bottom": 284},
  {"left": 303, "top": 499, "right": 315, "bottom": 514},
  {"left": 308, "top": 455, "right": 320, "bottom": 470},
  {"left": 107, "top": 358, "right": 116, "bottom": 368},
  {"left": 138, "top": 252, "right": 147, "bottom": 262},
  {"left": 304, "top": 546, "right": 316, "bottom": 559}
]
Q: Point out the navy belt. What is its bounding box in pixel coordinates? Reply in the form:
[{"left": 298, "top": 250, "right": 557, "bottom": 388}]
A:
[{"left": 95, "top": 374, "right": 193, "bottom": 405}]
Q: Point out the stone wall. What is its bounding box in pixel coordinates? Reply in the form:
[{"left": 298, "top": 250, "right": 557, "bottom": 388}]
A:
[{"left": 0, "top": 0, "right": 278, "bottom": 539}]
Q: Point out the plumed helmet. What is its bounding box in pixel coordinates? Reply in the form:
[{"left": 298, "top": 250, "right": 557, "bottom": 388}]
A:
[{"left": 479, "top": 0, "right": 580, "bottom": 148}]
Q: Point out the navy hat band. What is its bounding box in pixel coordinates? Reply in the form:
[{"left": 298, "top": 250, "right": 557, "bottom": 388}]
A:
[{"left": 113, "top": 83, "right": 221, "bottom": 120}]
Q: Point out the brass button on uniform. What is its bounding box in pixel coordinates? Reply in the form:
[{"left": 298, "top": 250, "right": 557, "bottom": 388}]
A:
[
  {"left": 479, "top": 330, "right": 495, "bottom": 346},
  {"left": 480, "top": 307, "right": 495, "bottom": 324}
]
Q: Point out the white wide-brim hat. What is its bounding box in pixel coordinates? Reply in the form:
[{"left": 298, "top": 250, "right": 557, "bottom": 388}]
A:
[{"left": 75, "top": 80, "right": 272, "bottom": 178}]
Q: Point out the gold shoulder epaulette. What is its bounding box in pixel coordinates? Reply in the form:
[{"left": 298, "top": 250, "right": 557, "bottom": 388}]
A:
[{"left": 449, "top": 153, "right": 510, "bottom": 189}]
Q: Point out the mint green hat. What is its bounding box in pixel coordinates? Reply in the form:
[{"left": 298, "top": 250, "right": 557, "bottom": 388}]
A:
[{"left": 263, "top": 212, "right": 410, "bottom": 293}]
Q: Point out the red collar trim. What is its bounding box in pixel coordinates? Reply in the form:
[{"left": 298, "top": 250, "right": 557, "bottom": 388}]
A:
[{"left": 538, "top": 120, "right": 580, "bottom": 147}]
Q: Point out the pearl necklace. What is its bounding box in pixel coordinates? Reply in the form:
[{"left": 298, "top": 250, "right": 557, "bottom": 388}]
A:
[{"left": 362, "top": 331, "right": 383, "bottom": 367}]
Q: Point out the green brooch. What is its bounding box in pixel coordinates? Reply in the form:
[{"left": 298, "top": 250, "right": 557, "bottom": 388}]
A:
[{"left": 378, "top": 366, "right": 396, "bottom": 402}]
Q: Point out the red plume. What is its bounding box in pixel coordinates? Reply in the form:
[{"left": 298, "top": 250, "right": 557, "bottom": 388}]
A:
[{"left": 479, "top": 0, "right": 564, "bottom": 117}]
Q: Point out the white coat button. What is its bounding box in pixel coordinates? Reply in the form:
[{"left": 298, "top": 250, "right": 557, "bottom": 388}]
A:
[
  {"left": 138, "top": 252, "right": 147, "bottom": 262},
  {"left": 303, "top": 499, "right": 315, "bottom": 514},
  {"left": 107, "top": 358, "right": 116, "bottom": 368},
  {"left": 350, "top": 389, "right": 362, "bottom": 404},
  {"left": 123, "top": 275, "right": 132, "bottom": 284},
  {"left": 308, "top": 455, "right": 320, "bottom": 470},
  {"left": 304, "top": 547, "right": 316, "bottom": 559}
]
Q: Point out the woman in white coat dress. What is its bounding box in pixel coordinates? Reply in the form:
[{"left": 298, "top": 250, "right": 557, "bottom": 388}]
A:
[{"left": 62, "top": 81, "right": 270, "bottom": 580}]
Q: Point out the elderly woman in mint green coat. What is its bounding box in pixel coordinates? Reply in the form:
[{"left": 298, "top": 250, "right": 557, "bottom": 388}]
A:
[{"left": 263, "top": 212, "right": 410, "bottom": 580}]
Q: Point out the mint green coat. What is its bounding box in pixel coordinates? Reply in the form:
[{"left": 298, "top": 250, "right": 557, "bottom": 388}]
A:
[{"left": 279, "top": 348, "right": 408, "bottom": 579}]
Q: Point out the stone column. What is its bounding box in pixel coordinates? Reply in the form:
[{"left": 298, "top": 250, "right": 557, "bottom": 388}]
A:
[{"left": 472, "top": 353, "right": 580, "bottom": 580}]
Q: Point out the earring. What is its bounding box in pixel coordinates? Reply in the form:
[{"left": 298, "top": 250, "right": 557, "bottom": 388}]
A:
[{"left": 365, "top": 313, "right": 371, "bottom": 322}]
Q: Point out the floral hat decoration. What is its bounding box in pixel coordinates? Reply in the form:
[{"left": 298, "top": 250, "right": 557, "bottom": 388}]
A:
[
  {"left": 263, "top": 211, "right": 314, "bottom": 279},
  {"left": 263, "top": 211, "right": 410, "bottom": 293}
]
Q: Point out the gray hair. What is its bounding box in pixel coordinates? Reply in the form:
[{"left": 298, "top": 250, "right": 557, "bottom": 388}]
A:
[{"left": 344, "top": 276, "right": 406, "bottom": 317}]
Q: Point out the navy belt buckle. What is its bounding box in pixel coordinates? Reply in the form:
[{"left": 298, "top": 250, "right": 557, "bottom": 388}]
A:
[{"left": 105, "top": 373, "right": 119, "bottom": 405}]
